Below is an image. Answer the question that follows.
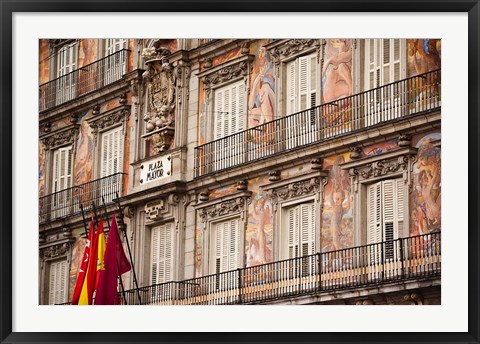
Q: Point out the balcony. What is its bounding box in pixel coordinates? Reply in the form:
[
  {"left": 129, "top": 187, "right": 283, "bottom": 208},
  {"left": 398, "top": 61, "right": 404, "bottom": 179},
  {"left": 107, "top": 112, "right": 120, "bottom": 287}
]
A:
[
  {"left": 39, "top": 49, "right": 129, "bottom": 112},
  {"left": 39, "top": 172, "right": 125, "bottom": 224},
  {"left": 194, "top": 69, "right": 441, "bottom": 177},
  {"left": 120, "top": 232, "right": 440, "bottom": 305}
]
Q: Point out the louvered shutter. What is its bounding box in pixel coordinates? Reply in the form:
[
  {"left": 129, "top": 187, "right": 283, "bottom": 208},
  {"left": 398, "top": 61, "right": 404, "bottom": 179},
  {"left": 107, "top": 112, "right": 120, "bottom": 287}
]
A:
[
  {"left": 214, "top": 88, "right": 224, "bottom": 140},
  {"left": 287, "top": 206, "right": 300, "bottom": 259},
  {"left": 101, "top": 126, "right": 123, "bottom": 177},
  {"left": 52, "top": 146, "right": 73, "bottom": 193},
  {"left": 48, "top": 260, "right": 68, "bottom": 305},
  {"left": 286, "top": 60, "right": 297, "bottom": 115},
  {"left": 213, "top": 219, "right": 241, "bottom": 274},
  {"left": 365, "top": 39, "right": 404, "bottom": 89},
  {"left": 287, "top": 203, "right": 315, "bottom": 259},
  {"left": 105, "top": 39, "right": 127, "bottom": 84},
  {"left": 150, "top": 223, "right": 175, "bottom": 285},
  {"left": 299, "top": 56, "right": 309, "bottom": 111},
  {"left": 56, "top": 43, "right": 77, "bottom": 104},
  {"left": 367, "top": 182, "right": 382, "bottom": 244}
]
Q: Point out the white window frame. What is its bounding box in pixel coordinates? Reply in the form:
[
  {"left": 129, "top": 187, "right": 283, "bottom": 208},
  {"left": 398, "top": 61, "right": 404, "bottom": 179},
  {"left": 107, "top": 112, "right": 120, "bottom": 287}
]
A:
[
  {"left": 48, "top": 259, "right": 68, "bottom": 305},
  {"left": 150, "top": 222, "right": 175, "bottom": 285},
  {"left": 56, "top": 42, "right": 78, "bottom": 105},
  {"left": 209, "top": 217, "right": 242, "bottom": 275},
  {"left": 363, "top": 39, "right": 407, "bottom": 126},
  {"left": 100, "top": 125, "right": 124, "bottom": 178},
  {"left": 212, "top": 80, "right": 247, "bottom": 169},
  {"left": 51, "top": 145, "right": 73, "bottom": 218},
  {"left": 285, "top": 53, "right": 319, "bottom": 148},
  {"left": 280, "top": 198, "right": 316, "bottom": 261},
  {"left": 104, "top": 39, "right": 127, "bottom": 85}
]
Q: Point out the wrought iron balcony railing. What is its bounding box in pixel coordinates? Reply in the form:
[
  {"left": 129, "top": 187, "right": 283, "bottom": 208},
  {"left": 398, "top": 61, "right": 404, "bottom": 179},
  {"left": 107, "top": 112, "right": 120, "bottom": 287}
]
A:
[
  {"left": 118, "top": 232, "right": 440, "bottom": 305},
  {"left": 39, "top": 49, "right": 129, "bottom": 111},
  {"left": 194, "top": 69, "right": 441, "bottom": 177},
  {"left": 39, "top": 172, "right": 125, "bottom": 224}
]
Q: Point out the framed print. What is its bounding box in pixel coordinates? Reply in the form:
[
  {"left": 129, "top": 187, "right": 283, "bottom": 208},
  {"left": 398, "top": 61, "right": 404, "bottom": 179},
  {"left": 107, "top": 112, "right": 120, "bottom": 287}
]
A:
[{"left": 1, "top": 1, "right": 479, "bottom": 343}]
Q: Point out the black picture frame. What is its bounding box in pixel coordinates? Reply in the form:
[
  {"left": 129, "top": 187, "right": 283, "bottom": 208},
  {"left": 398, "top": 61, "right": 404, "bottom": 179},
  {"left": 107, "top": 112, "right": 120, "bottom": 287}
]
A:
[{"left": 1, "top": 1, "right": 479, "bottom": 343}]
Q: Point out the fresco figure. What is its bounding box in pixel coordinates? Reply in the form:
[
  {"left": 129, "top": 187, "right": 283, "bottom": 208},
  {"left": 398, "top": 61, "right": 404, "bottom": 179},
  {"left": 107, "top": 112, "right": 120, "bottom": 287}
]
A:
[
  {"left": 322, "top": 39, "right": 352, "bottom": 104},
  {"left": 408, "top": 39, "right": 441, "bottom": 75},
  {"left": 322, "top": 155, "right": 353, "bottom": 252},
  {"left": 410, "top": 133, "right": 441, "bottom": 236},
  {"left": 247, "top": 194, "right": 271, "bottom": 267},
  {"left": 248, "top": 47, "right": 275, "bottom": 150}
]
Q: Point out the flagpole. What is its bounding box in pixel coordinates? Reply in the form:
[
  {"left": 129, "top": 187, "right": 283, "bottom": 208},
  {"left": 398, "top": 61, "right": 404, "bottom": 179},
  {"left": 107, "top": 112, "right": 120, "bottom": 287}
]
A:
[
  {"left": 114, "top": 192, "right": 142, "bottom": 305},
  {"left": 91, "top": 202, "right": 99, "bottom": 229},
  {"left": 79, "top": 204, "right": 89, "bottom": 237},
  {"left": 100, "top": 196, "right": 128, "bottom": 305}
]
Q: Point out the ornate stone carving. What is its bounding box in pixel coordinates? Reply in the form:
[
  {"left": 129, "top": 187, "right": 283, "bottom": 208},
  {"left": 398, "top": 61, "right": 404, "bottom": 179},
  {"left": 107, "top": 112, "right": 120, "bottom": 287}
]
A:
[
  {"left": 349, "top": 146, "right": 362, "bottom": 159},
  {"left": 41, "top": 127, "right": 78, "bottom": 150},
  {"left": 92, "top": 105, "right": 100, "bottom": 116},
  {"left": 398, "top": 134, "right": 412, "bottom": 147},
  {"left": 200, "top": 198, "right": 245, "bottom": 222},
  {"left": 237, "top": 180, "right": 248, "bottom": 191},
  {"left": 146, "top": 127, "right": 175, "bottom": 153},
  {"left": 142, "top": 43, "right": 176, "bottom": 134},
  {"left": 89, "top": 108, "right": 130, "bottom": 136},
  {"left": 202, "top": 61, "right": 250, "bottom": 91},
  {"left": 269, "top": 170, "right": 281, "bottom": 182},
  {"left": 40, "top": 242, "right": 71, "bottom": 260},
  {"left": 269, "top": 39, "right": 316, "bottom": 66},
  {"left": 119, "top": 93, "right": 127, "bottom": 105},
  {"left": 357, "top": 156, "right": 408, "bottom": 180},
  {"left": 270, "top": 177, "right": 321, "bottom": 204},
  {"left": 199, "top": 191, "right": 210, "bottom": 202},
  {"left": 311, "top": 158, "right": 323, "bottom": 170}
]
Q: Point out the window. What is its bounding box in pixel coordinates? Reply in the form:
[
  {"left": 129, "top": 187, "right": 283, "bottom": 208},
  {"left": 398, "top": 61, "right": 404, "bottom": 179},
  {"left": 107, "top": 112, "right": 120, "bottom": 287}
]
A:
[
  {"left": 363, "top": 39, "right": 406, "bottom": 125},
  {"left": 150, "top": 223, "right": 175, "bottom": 285},
  {"left": 100, "top": 126, "right": 123, "bottom": 202},
  {"left": 56, "top": 42, "right": 78, "bottom": 104},
  {"left": 104, "top": 39, "right": 127, "bottom": 85},
  {"left": 210, "top": 218, "right": 241, "bottom": 275},
  {"left": 285, "top": 54, "right": 318, "bottom": 148},
  {"left": 52, "top": 146, "right": 73, "bottom": 218},
  {"left": 48, "top": 259, "right": 68, "bottom": 305},
  {"left": 213, "top": 80, "right": 246, "bottom": 169},
  {"left": 283, "top": 202, "right": 316, "bottom": 278},
  {"left": 367, "top": 178, "right": 404, "bottom": 267},
  {"left": 284, "top": 202, "right": 316, "bottom": 259}
]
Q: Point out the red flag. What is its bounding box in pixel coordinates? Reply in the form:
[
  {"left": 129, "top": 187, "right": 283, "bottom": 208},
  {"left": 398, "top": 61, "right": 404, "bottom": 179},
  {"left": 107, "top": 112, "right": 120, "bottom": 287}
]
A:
[
  {"left": 94, "top": 213, "right": 131, "bottom": 305},
  {"left": 78, "top": 216, "right": 99, "bottom": 305},
  {"left": 72, "top": 216, "right": 94, "bottom": 305}
]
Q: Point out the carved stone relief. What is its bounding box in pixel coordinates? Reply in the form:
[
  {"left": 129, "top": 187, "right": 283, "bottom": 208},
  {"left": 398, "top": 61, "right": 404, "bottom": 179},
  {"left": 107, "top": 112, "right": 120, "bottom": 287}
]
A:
[
  {"left": 141, "top": 42, "right": 176, "bottom": 154},
  {"left": 41, "top": 126, "right": 79, "bottom": 151},
  {"left": 40, "top": 242, "right": 72, "bottom": 261},
  {"left": 268, "top": 39, "right": 319, "bottom": 66},
  {"left": 89, "top": 107, "right": 130, "bottom": 140},
  {"left": 198, "top": 193, "right": 252, "bottom": 223},
  {"left": 269, "top": 177, "right": 323, "bottom": 204}
]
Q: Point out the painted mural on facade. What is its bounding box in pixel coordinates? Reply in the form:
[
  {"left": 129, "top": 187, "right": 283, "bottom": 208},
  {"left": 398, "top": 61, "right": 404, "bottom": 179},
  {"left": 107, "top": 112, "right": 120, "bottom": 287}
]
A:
[
  {"left": 322, "top": 39, "right": 353, "bottom": 133},
  {"left": 363, "top": 138, "right": 399, "bottom": 157},
  {"left": 68, "top": 233, "right": 86, "bottom": 300},
  {"left": 321, "top": 153, "right": 353, "bottom": 252},
  {"left": 38, "top": 143, "right": 46, "bottom": 197},
  {"left": 74, "top": 111, "right": 94, "bottom": 186},
  {"left": 38, "top": 40, "right": 50, "bottom": 85},
  {"left": 246, "top": 176, "right": 273, "bottom": 267},
  {"left": 410, "top": 131, "right": 441, "bottom": 236},
  {"left": 407, "top": 39, "right": 441, "bottom": 76}
]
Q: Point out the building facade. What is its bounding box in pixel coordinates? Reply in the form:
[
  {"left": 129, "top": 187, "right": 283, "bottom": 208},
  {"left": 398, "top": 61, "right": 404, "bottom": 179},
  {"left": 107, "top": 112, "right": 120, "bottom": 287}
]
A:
[{"left": 38, "top": 38, "right": 441, "bottom": 305}]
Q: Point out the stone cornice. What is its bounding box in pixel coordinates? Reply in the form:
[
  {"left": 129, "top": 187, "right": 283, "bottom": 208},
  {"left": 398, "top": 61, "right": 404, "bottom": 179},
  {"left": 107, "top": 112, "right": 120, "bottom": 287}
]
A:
[
  {"left": 39, "top": 238, "right": 75, "bottom": 261},
  {"left": 193, "top": 191, "right": 252, "bottom": 223},
  {"left": 265, "top": 39, "right": 320, "bottom": 65}
]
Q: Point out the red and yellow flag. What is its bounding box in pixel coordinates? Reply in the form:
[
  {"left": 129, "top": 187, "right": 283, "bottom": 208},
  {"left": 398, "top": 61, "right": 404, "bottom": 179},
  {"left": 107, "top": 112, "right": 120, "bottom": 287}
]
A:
[
  {"left": 71, "top": 216, "right": 94, "bottom": 305},
  {"left": 95, "top": 218, "right": 106, "bottom": 290},
  {"left": 78, "top": 217, "right": 99, "bottom": 305}
]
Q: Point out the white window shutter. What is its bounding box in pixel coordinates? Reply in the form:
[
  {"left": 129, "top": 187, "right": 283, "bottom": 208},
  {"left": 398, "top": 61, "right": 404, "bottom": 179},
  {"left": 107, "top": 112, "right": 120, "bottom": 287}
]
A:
[
  {"left": 299, "top": 56, "right": 309, "bottom": 111},
  {"left": 287, "top": 207, "right": 299, "bottom": 259},
  {"left": 150, "top": 223, "right": 175, "bottom": 285},
  {"left": 213, "top": 219, "right": 241, "bottom": 274},
  {"left": 237, "top": 83, "right": 245, "bottom": 133},
  {"left": 367, "top": 182, "right": 382, "bottom": 244},
  {"left": 100, "top": 126, "right": 123, "bottom": 177},
  {"left": 286, "top": 60, "right": 297, "bottom": 115},
  {"left": 52, "top": 146, "right": 72, "bottom": 193},
  {"left": 395, "top": 179, "right": 405, "bottom": 237},
  {"left": 214, "top": 89, "right": 224, "bottom": 140},
  {"left": 48, "top": 260, "right": 68, "bottom": 305},
  {"left": 382, "top": 179, "right": 395, "bottom": 242},
  {"left": 300, "top": 203, "right": 315, "bottom": 256}
]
